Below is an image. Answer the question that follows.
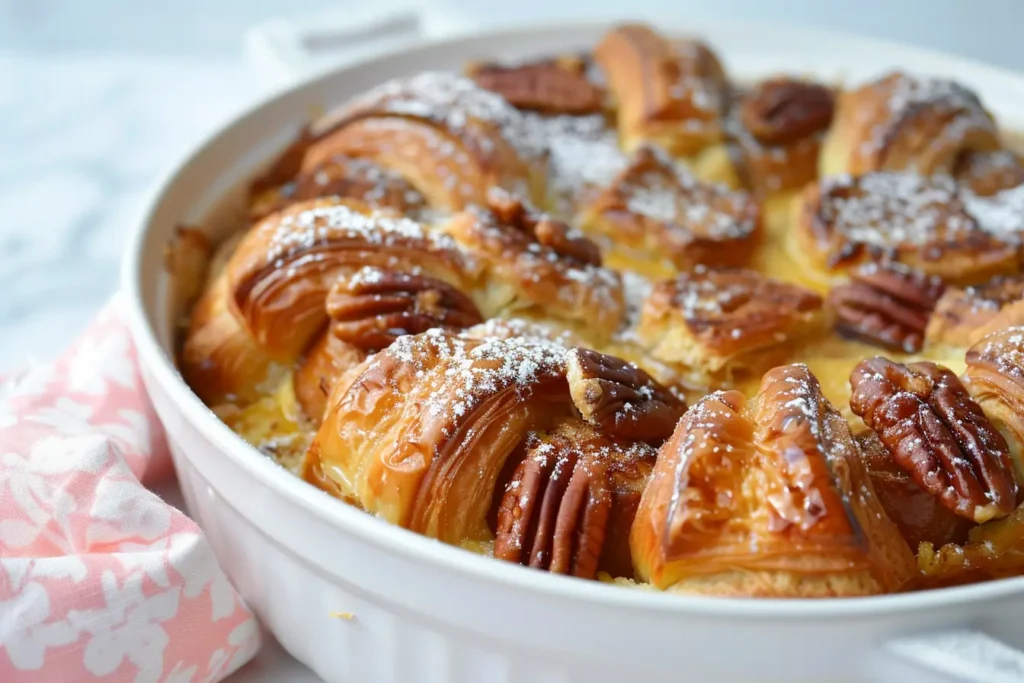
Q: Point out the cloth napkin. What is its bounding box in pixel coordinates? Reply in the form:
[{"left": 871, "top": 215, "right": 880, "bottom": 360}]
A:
[{"left": 0, "top": 296, "right": 260, "bottom": 683}]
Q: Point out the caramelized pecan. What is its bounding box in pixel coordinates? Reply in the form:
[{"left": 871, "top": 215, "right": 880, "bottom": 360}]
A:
[
  {"left": 494, "top": 432, "right": 612, "bottom": 579},
  {"left": 829, "top": 262, "right": 946, "bottom": 352},
  {"left": 566, "top": 347, "right": 685, "bottom": 442},
  {"left": 740, "top": 79, "right": 834, "bottom": 146},
  {"left": 486, "top": 188, "right": 602, "bottom": 266},
  {"left": 326, "top": 267, "right": 482, "bottom": 350},
  {"left": 468, "top": 57, "right": 604, "bottom": 114},
  {"left": 849, "top": 357, "right": 1018, "bottom": 523}
]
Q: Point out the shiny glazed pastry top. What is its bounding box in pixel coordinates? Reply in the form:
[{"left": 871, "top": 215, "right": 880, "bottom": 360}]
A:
[{"left": 178, "top": 22, "right": 1024, "bottom": 598}]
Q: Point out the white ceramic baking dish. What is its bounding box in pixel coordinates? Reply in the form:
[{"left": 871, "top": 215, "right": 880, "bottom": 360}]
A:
[{"left": 123, "top": 18, "right": 1024, "bottom": 683}]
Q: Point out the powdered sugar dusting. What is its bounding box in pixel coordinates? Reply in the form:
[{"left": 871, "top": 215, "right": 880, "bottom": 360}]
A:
[
  {"left": 965, "top": 184, "right": 1024, "bottom": 243},
  {"left": 384, "top": 329, "right": 568, "bottom": 432},
  {"left": 262, "top": 202, "right": 463, "bottom": 266},
  {"left": 971, "top": 326, "right": 1024, "bottom": 383},
  {"left": 525, "top": 113, "right": 628, "bottom": 216},
  {"left": 867, "top": 74, "right": 995, "bottom": 161},
  {"left": 817, "top": 172, "right": 975, "bottom": 247},
  {"left": 342, "top": 72, "right": 549, "bottom": 166},
  {"left": 609, "top": 146, "right": 757, "bottom": 241}
]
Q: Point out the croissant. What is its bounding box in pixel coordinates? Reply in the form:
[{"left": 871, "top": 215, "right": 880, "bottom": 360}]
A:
[
  {"left": 303, "top": 331, "right": 684, "bottom": 579},
  {"left": 963, "top": 326, "right": 1024, "bottom": 485},
  {"left": 820, "top": 72, "right": 1000, "bottom": 178},
  {"left": 442, "top": 189, "right": 626, "bottom": 345},
  {"left": 955, "top": 149, "right": 1024, "bottom": 197},
  {"left": 794, "top": 172, "right": 1021, "bottom": 285},
  {"left": 594, "top": 24, "right": 729, "bottom": 157},
  {"left": 925, "top": 274, "right": 1024, "bottom": 349},
  {"left": 296, "top": 73, "right": 549, "bottom": 210},
  {"left": 180, "top": 198, "right": 479, "bottom": 421},
  {"left": 631, "top": 363, "right": 916, "bottom": 597},
  {"left": 249, "top": 153, "right": 429, "bottom": 223},
  {"left": 633, "top": 266, "right": 826, "bottom": 389},
  {"left": 578, "top": 146, "right": 762, "bottom": 274}
]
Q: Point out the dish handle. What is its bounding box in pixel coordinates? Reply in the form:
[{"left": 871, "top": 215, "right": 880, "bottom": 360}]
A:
[
  {"left": 242, "top": 0, "right": 475, "bottom": 86},
  {"left": 885, "top": 628, "right": 1024, "bottom": 682}
]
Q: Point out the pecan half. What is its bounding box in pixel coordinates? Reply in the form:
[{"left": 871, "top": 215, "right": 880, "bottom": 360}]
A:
[
  {"left": 849, "top": 357, "right": 1018, "bottom": 523},
  {"left": 486, "top": 188, "right": 602, "bottom": 266},
  {"left": 740, "top": 79, "right": 834, "bottom": 146},
  {"left": 491, "top": 428, "right": 618, "bottom": 577},
  {"left": 566, "top": 347, "right": 685, "bottom": 442},
  {"left": 326, "top": 267, "right": 482, "bottom": 350},
  {"left": 468, "top": 57, "right": 604, "bottom": 114},
  {"left": 829, "top": 262, "right": 946, "bottom": 352},
  {"left": 493, "top": 432, "right": 613, "bottom": 579}
]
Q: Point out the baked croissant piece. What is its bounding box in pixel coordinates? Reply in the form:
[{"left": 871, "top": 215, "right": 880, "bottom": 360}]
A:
[
  {"left": 820, "top": 72, "right": 1000, "bottom": 178},
  {"left": 794, "top": 172, "right": 1020, "bottom": 285},
  {"left": 302, "top": 330, "right": 685, "bottom": 579},
  {"left": 180, "top": 197, "right": 479, "bottom": 420},
  {"left": 579, "top": 146, "right": 761, "bottom": 273},
  {"left": 249, "top": 153, "right": 429, "bottom": 223},
  {"left": 631, "top": 363, "right": 916, "bottom": 597},
  {"left": 633, "top": 266, "right": 826, "bottom": 389},
  {"left": 955, "top": 149, "right": 1024, "bottom": 197},
  {"left": 295, "top": 72, "right": 549, "bottom": 210},
  {"left": 443, "top": 189, "right": 626, "bottom": 345},
  {"left": 963, "top": 326, "right": 1024, "bottom": 485},
  {"left": 926, "top": 274, "right": 1024, "bottom": 349},
  {"left": 594, "top": 23, "right": 729, "bottom": 157}
]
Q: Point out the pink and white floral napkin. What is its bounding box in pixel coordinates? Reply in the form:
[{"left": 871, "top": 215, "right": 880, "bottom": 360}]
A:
[{"left": 0, "top": 297, "right": 260, "bottom": 682}]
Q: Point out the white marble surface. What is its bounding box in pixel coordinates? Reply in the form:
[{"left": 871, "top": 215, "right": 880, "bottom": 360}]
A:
[{"left": 0, "top": 53, "right": 262, "bottom": 372}]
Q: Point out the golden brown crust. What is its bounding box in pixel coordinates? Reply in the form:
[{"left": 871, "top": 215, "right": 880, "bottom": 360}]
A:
[
  {"left": 794, "top": 172, "right": 1020, "bottom": 284},
  {"left": 443, "top": 190, "right": 625, "bottom": 344},
  {"left": 303, "top": 330, "right": 574, "bottom": 542},
  {"left": 492, "top": 419, "right": 655, "bottom": 579},
  {"left": 301, "top": 73, "right": 549, "bottom": 209},
  {"left": 955, "top": 150, "right": 1024, "bottom": 197},
  {"left": 727, "top": 78, "right": 834, "bottom": 194},
  {"left": 821, "top": 72, "right": 1000, "bottom": 177},
  {"left": 579, "top": 146, "right": 761, "bottom": 271},
  {"left": 249, "top": 154, "right": 428, "bottom": 223},
  {"left": 594, "top": 24, "right": 728, "bottom": 156},
  {"left": 180, "top": 273, "right": 281, "bottom": 406},
  {"left": 849, "top": 357, "right": 1018, "bottom": 523},
  {"left": 964, "top": 326, "right": 1024, "bottom": 485},
  {"left": 462, "top": 317, "right": 580, "bottom": 346},
  {"left": 180, "top": 197, "right": 475, "bottom": 412},
  {"left": 630, "top": 364, "right": 915, "bottom": 596},
  {"left": 926, "top": 275, "right": 1024, "bottom": 349},
  {"left": 634, "top": 266, "right": 825, "bottom": 386}
]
